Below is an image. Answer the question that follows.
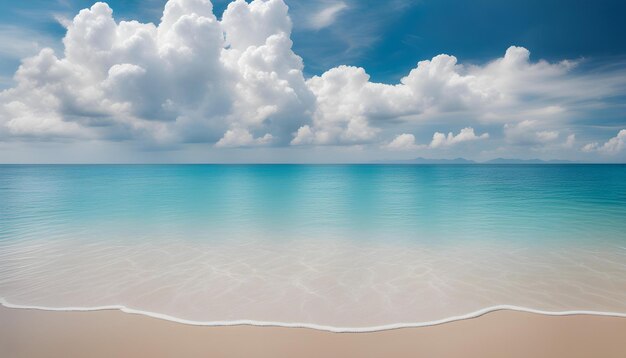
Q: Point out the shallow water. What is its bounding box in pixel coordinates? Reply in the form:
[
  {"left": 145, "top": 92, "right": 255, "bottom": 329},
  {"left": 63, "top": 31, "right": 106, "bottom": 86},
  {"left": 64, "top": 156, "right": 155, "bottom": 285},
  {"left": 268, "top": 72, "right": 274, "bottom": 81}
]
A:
[{"left": 1, "top": 164, "right": 625, "bottom": 327}]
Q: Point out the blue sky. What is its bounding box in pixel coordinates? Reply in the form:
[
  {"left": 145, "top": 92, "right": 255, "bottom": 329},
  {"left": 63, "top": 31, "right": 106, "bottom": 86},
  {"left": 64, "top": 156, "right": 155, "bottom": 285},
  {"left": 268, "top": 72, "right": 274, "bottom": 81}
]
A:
[
  {"left": 0, "top": 0, "right": 625, "bottom": 162},
  {"left": 3, "top": 0, "right": 625, "bottom": 82}
]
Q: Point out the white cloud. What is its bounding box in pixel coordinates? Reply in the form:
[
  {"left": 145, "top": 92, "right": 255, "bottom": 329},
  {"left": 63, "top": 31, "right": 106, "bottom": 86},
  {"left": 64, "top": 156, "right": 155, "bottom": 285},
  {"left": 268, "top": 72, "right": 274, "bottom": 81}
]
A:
[
  {"left": 602, "top": 129, "right": 626, "bottom": 154},
  {"left": 53, "top": 14, "right": 73, "bottom": 28},
  {"left": 429, "top": 127, "right": 489, "bottom": 148},
  {"left": 0, "top": 0, "right": 624, "bottom": 159},
  {"left": 215, "top": 126, "right": 273, "bottom": 147},
  {"left": 0, "top": 0, "right": 313, "bottom": 147},
  {"left": 385, "top": 133, "right": 419, "bottom": 151},
  {"left": 221, "top": 0, "right": 292, "bottom": 50},
  {"left": 582, "top": 129, "right": 626, "bottom": 154},
  {"left": 308, "top": 2, "right": 348, "bottom": 30},
  {"left": 293, "top": 65, "right": 381, "bottom": 145},
  {"left": 581, "top": 143, "right": 597, "bottom": 153},
  {"left": 385, "top": 128, "right": 488, "bottom": 151},
  {"left": 290, "top": 124, "right": 314, "bottom": 145},
  {"left": 292, "top": 46, "right": 593, "bottom": 146},
  {"left": 564, "top": 134, "right": 576, "bottom": 148},
  {"left": 504, "top": 120, "right": 561, "bottom": 146}
]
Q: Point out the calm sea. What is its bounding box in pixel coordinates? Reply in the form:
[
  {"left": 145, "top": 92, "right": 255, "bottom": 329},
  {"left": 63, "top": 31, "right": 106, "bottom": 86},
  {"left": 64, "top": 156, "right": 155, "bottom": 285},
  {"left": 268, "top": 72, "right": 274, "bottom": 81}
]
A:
[{"left": 1, "top": 164, "right": 625, "bottom": 328}]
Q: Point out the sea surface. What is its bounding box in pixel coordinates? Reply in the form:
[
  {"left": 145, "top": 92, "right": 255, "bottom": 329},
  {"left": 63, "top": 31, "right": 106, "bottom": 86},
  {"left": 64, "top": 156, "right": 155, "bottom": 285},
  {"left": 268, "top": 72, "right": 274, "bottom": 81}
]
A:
[{"left": 1, "top": 164, "right": 626, "bottom": 329}]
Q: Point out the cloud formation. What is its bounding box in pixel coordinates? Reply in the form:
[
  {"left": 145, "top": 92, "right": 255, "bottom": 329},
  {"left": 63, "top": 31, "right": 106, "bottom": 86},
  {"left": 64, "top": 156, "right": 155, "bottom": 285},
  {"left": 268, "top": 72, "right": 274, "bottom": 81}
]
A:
[
  {"left": 0, "top": 0, "right": 312, "bottom": 147},
  {"left": 582, "top": 130, "right": 626, "bottom": 154},
  {"left": 504, "top": 120, "right": 560, "bottom": 146},
  {"left": 385, "top": 133, "right": 419, "bottom": 151},
  {"left": 0, "top": 0, "right": 624, "bottom": 161},
  {"left": 385, "top": 127, "right": 489, "bottom": 151},
  {"left": 291, "top": 46, "right": 611, "bottom": 147},
  {"left": 429, "top": 127, "right": 489, "bottom": 148}
]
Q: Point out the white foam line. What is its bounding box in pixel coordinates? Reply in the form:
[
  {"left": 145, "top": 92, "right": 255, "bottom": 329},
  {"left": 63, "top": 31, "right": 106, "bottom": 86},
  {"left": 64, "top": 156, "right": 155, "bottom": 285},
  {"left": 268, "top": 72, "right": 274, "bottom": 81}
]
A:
[{"left": 1, "top": 298, "right": 625, "bottom": 333}]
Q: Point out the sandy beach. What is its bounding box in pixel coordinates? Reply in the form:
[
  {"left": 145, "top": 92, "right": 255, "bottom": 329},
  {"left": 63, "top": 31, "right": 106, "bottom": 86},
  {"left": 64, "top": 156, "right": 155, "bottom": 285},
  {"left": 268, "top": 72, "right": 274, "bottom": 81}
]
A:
[{"left": 1, "top": 306, "right": 625, "bottom": 358}]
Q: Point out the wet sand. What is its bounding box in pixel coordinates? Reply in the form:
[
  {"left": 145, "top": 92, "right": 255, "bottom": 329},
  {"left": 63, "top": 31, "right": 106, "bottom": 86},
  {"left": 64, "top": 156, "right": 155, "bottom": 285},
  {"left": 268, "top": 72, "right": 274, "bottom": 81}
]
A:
[{"left": 1, "top": 306, "right": 625, "bottom": 357}]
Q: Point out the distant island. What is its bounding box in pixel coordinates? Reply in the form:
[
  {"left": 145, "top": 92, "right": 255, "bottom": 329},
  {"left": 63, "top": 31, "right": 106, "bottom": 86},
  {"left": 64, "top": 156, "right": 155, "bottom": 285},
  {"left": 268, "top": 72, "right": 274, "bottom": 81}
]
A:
[{"left": 376, "top": 157, "right": 575, "bottom": 164}]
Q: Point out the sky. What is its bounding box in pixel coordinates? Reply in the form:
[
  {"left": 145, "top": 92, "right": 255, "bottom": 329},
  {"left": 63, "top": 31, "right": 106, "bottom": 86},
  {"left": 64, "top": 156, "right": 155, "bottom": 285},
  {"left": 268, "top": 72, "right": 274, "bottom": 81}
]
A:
[{"left": 0, "top": 0, "right": 625, "bottom": 163}]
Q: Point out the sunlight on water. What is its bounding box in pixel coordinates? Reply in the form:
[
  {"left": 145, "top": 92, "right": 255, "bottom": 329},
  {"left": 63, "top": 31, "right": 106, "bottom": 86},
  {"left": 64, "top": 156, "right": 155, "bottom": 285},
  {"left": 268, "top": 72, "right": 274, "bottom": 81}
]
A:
[{"left": 1, "top": 165, "right": 626, "bottom": 327}]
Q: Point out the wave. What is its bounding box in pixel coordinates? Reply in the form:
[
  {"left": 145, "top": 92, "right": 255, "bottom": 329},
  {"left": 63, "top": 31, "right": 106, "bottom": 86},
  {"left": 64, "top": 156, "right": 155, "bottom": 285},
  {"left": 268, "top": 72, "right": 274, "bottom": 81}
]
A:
[{"left": 2, "top": 298, "right": 625, "bottom": 333}]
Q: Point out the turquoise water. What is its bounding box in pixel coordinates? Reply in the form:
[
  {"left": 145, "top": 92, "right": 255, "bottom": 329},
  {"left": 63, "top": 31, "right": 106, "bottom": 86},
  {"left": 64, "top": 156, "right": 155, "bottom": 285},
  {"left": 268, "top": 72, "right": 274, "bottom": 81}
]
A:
[
  {"left": 1, "top": 164, "right": 626, "bottom": 327},
  {"left": 2, "top": 164, "right": 626, "bottom": 244}
]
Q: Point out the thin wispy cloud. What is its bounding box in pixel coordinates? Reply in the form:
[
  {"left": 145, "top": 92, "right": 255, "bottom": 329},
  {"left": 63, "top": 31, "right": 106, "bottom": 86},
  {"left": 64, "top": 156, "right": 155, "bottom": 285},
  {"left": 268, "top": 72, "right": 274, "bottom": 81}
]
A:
[
  {"left": 307, "top": 1, "right": 347, "bottom": 30},
  {"left": 0, "top": 25, "right": 58, "bottom": 59}
]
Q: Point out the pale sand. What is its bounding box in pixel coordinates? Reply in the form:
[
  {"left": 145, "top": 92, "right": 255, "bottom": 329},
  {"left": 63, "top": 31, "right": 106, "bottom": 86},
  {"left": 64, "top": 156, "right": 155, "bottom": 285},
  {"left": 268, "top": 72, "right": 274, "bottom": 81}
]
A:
[{"left": 1, "top": 306, "right": 625, "bottom": 358}]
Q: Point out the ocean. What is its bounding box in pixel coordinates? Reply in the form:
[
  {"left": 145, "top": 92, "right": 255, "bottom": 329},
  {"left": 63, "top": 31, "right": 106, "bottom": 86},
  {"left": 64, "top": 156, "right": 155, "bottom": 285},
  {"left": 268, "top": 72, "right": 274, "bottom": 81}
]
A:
[{"left": 1, "top": 164, "right": 625, "bottom": 330}]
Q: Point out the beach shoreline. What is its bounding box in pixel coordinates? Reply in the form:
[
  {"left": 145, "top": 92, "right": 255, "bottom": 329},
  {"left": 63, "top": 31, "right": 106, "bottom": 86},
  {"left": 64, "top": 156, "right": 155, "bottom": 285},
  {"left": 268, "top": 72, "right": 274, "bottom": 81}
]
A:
[
  {"left": 2, "top": 305, "right": 625, "bottom": 358},
  {"left": 3, "top": 298, "right": 626, "bottom": 332}
]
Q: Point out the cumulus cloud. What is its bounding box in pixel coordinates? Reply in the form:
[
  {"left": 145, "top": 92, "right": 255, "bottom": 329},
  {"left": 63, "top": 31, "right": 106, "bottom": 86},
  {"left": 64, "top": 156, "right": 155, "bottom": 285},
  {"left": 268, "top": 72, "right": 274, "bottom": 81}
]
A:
[
  {"left": 504, "top": 120, "right": 561, "bottom": 146},
  {"left": 385, "top": 128, "right": 488, "bottom": 151},
  {"left": 385, "top": 133, "right": 420, "bottom": 151},
  {"left": 582, "top": 129, "right": 626, "bottom": 154},
  {"left": 292, "top": 46, "right": 598, "bottom": 146},
  {"left": 215, "top": 126, "right": 273, "bottom": 147},
  {"left": 429, "top": 127, "right": 489, "bottom": 148},
  {"left": 0, "top": 0, "right": 313, "bottom": 146},
  {"left": 0, "top": 0, "right": 624, "bottom": 157}
]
